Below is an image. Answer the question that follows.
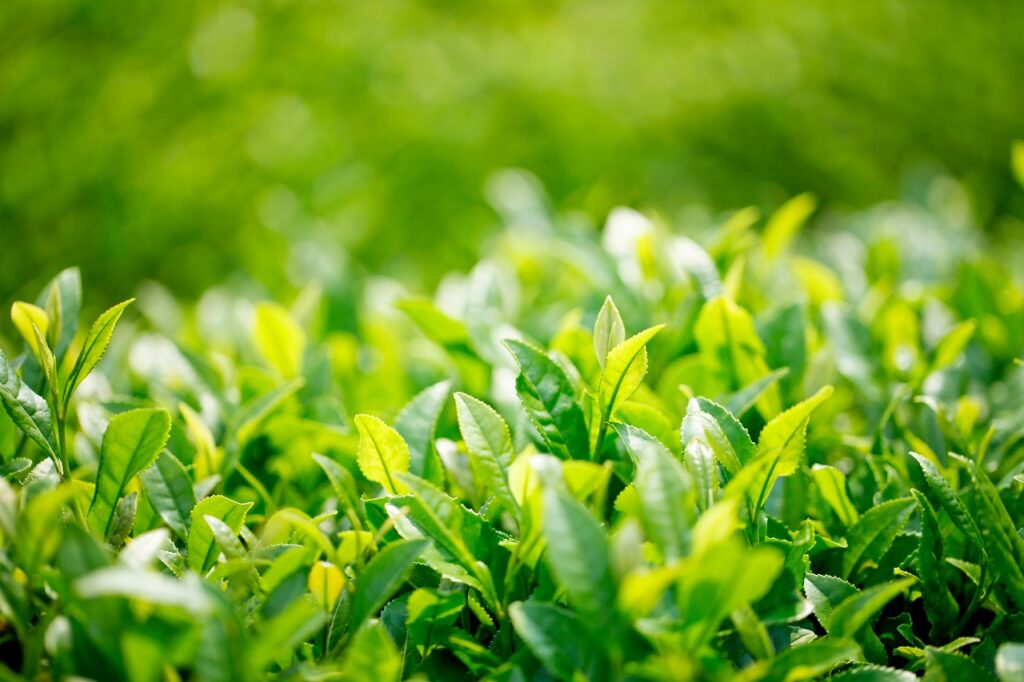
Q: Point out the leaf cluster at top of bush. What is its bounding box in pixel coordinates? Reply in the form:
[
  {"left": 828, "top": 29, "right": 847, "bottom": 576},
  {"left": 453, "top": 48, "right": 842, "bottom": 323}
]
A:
[{"left": 1, "top": 178, "right": 1024, "bottom": 681}]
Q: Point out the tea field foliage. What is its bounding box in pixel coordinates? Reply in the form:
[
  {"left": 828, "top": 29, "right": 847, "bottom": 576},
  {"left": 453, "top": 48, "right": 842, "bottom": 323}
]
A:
[
  {"left": 4, "top": 0, "right": 1024, "bottom": 301},
  {"left": 3, "top": 173, "right": 1024, "bottom": 681}
]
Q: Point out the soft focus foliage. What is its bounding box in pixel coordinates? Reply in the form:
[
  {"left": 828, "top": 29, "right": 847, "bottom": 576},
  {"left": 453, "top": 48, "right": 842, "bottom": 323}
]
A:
[
  {"left": 1, "top": 175, "right": 1023, "bottom": 679},
  {"left": 3, "top": 0, "right": 1024, "bottom": 300}
]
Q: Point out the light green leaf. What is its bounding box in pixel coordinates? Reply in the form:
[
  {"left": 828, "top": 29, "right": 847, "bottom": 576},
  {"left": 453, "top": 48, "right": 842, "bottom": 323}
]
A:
[
  {"left": 598, "top": 324, "right": 664, "bottom": 420},
  {"left": 89, "top": 408, "right": 172, "bottom": 537},
  {"left": 74, "top": 567, "right": 213, "bottom": 614},
  {"left": 10, "top": 301, "right": 49, "bottom": 362},
  {"left": 454, "top": 392, "right": 518, "bottom": 516},
  {"left": 396, "top": 297, "right": 472, "bottom": 348},
  {"left": 354, "top": 414, "right": 410, "bottom": 495},
  {"left": 62, "top": 298, "right": 134, "bottom": 408},
  {"left": 694, "top": 296, "right": 781, "bottom": 419},
  {"left": 684, "top": 437, "right": 717, "bottom": 513},
  {"left": 593, "top": 296, "right": 625, "bottom": 368},
  {"left": 930, "top": 320, "right": 975, "bottom": 372},
  {"left": 203, "top": 515, "right": 246, "bottom": 568},
  {"left": 188, "top": 495, "right": 253, "bottom": 573},
  {"left": 690, "top": 397, "right": 756, "bottom": 473},
  {"left": 253, "top": 301, "right": 306, "bottom": 378},
  {"left": 811, "top": 464, "right": 859, "bottom": 527},
  {"left": 229, "top": 377, "right": 304, "bottom": 445},
  {"left": 504, "top": 339, "right": 589, "bottom": 460},
  {"left": 757, "top": 385, "right": 833, "bottom": 478},
  {"left": 763, "top": 192, "right": 817, "bottom": 258}
]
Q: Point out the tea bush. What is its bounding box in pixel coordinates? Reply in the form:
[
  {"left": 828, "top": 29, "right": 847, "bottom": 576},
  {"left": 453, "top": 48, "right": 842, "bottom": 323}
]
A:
[{"left": 1, "top": 178, "right": 1024, "bottom": 680}]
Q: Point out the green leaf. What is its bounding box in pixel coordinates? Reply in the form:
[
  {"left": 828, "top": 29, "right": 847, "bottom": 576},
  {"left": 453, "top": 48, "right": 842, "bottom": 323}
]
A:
[
  {"left": 924, "top": 646, "right": 997, "bottom": 682},
  {"left": 540, "top": 483, "right": 618, "bottom": 636},
  {"left": 841, "top": 497, "right": 915, "bottom": 579},
  {"left": 805, "top": 572, "right": 858, "bottom": 632},
  {"left": 354, "top": 414, "right": 410, "bottom": 495},
  {"left": 725, "top": 367, "right": 790, "bottom": 418},
  {"left": 339, "top": 620, "right": 402, "bottom": 682},
  {"left": 349, "top": 538, "right": 428, "bottom": 633},
  {"left": 930, "top": 319, "right": 975, "bottom": 373},
  {"left": 406, "top": 588, "right": 463, "bottom": 656},
  {"left": 830, "top": 665, "right": 917, "bottom": 681},
  {"left": 74, "top": 567, "right": 213, "bottom": 614},
  {"left": 763, "top": 192, "right": 817, "bottom": 258},
  {"left": 250, "top": 596, "right": 327, "bottom": 671},
  {"left": 909, "top": 452, "right": 984, "bottom": 550},
  {"left": 229, "top": 377, "right": 304, "bottom": 445},
  {"left": 597, "top": 324, "right": 664, "bottom": 420},
  {"left": 996, "top": 643, "right": 1024, "bottom": 682},
  {"left": 955, "top": 454, "right": 1024, "bottom": 609},
  {"left": 454, "top": 392, "right": 519, "bottom": 517},
  {"left": 0, "top": 349, "right": 57, "bottom": 460},
  {"left": 911, "top": 490, "right": 959, "bottom": 636},
  {"left": 830, "top": 577, "right": 915, "bottom": 638},
  {"left": 394, "top": 379, "right": 451, "bottom": 480},
  {"left": 509, "top": 601, "right": 601, "bottom": 680},
  {"left": 731, "top": 604, "right": 774, "bottom": 660},
  {"left": 689, "top": 397, "right": 756, "bottom": 473},
  {"left": 253, "top": 301, "right": 306, "bottom": 377},
  {"left": 36, "top": 266, "right": 81, "bottom": 362},
  {"left": 811, "top": 464, "right": 859, "bottom": 527},
  {"left": 684, "top": 437, "right": 717, "bottom": 513},
  {"left": 396, "top": 297, "right": 473, "bottom": 348},
  {"left": 61, "top": 298, "right": 134, "bottom": 408},
  {"left": 140, "top": 450, "right": 196, "bottom": 541},
  {"left": 204, "top": 514, "right": 247, "bottom": 560},
  {"left": 312, "top": 453, "right": 364, "bottom": 526},
  {"left": 757, "top": 385, "right": 833, "bottom": 478},
  {"left": 89, "top": 408, "right": 172, "bottom": 537},
  {"left": 10, "top": 301, "right": 50, "bottom": 363},
  {"left": 504, "top": 339, "right": 589, "bottom": 460},
  {"left": 593, "top": 295, "right": 625, "bottom": 368},
  {"left": 694, "top": 296, "right": 781, "bottom": 419},
  {"left": 188, "top": 495, "right": 253, "bottom": 573},
  {"left": 108, "top": 491, "right": 138, "bottom": 549},
  {"left": 616, "top": 424, "right": 694, "bottom": 561},
  {"left": 760, "top": 637, "right": 860, "bottom": 682}
]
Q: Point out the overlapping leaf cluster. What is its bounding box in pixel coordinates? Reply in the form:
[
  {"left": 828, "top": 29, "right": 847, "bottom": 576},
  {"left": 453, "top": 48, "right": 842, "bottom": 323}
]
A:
[{"left": 1, "top": 180, "right": 1024, "bottom": 681}]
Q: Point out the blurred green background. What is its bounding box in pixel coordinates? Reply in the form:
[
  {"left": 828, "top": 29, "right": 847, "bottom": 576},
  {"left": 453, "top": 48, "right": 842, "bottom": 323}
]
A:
[{"left": 2, "top": 0, "right": 1023, "bottom": 302}]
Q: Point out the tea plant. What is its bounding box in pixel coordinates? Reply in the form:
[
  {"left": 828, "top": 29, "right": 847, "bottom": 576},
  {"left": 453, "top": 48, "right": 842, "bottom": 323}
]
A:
[{"left": 1, "top": 184, "right": 1023, "bottom": 681}]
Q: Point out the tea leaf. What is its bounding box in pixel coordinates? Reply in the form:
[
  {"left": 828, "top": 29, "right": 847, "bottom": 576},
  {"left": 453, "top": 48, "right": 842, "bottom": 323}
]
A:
[
  {"left": 354, "top": 414, "right": 410, "bottom": 495},
  {"left": 89, "top": 408, "right": 172, "bottom": 537}
]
